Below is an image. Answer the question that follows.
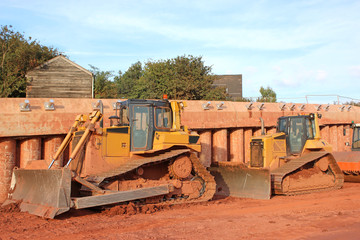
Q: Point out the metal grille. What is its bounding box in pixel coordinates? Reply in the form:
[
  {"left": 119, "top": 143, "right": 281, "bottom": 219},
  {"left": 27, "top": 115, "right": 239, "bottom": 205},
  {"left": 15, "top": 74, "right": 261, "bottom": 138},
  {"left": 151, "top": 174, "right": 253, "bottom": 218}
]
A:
[
  {"left": 72, "top": 132, "right": 84, "bottom": 149},
  {"left": 273, "top": 140, "right": 285, "bottom": 152},
  {"left": 250, "top": 141, "right": 263, "bottom": 168}
]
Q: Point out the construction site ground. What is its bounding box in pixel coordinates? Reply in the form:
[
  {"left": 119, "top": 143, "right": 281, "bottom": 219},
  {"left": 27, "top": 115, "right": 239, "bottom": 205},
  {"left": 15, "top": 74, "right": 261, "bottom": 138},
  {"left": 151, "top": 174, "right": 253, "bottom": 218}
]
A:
[{"left": 1, "top": 182, "right": 360, "bottom": 240}]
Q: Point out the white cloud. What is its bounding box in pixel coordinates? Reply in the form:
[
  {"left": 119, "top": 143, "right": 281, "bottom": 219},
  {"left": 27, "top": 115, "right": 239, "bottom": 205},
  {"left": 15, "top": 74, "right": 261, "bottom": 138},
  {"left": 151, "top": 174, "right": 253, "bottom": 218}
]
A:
[
  {"left": 316, "top": 70, "right": 328, "bottom": 81},
  {"left": 279, "top": 78, "right": 300, "bottom": 88},
  {"left": 349, "top": 65, "right": 360, "bottom": 77},
  {"left": 244, "top": 66, "right": 258, "bottom": 75},
  {"left": 273, "top": 66, "right": 283, "bottom": 75}
]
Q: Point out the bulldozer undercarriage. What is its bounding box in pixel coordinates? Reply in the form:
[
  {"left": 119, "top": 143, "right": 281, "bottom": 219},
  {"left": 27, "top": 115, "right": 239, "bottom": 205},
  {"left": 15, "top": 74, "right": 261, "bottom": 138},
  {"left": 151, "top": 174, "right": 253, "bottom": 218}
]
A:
[
  {"left": 272, "top": 152, "right": 344, "bottom": 195},
  {"left": 97, "top": 150, "right": 216, "bottom": 204},
  {"left": 211, "top": 152, "right": 344, "bottom": 200}
]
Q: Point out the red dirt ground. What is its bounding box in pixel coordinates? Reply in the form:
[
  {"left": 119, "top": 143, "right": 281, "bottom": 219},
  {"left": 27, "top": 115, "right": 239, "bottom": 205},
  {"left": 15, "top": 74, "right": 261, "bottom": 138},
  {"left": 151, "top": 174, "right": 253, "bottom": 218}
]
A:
[{"left": 1, "top": 183, "right": 360, "bottom": 240}]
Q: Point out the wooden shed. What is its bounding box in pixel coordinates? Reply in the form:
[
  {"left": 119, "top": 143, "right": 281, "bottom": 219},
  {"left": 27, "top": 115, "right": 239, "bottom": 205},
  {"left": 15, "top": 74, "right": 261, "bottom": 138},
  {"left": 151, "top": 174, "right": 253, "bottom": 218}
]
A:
[
  {"left": 26, "top": 55, "right": 93, "bottom": 98},
  {"left": 213, "top": 74, "right": 242, "bottom": 100}
]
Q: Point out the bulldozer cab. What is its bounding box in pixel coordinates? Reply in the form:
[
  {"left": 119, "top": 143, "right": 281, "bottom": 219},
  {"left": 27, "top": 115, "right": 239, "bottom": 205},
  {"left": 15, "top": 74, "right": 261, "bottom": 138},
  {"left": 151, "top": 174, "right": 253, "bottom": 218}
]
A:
[
  {"left": 277, "top": 114, "right": 318, "bottom": 155},
  {"left": 112, "top": 99, "right": 173, "bottom": 152}
]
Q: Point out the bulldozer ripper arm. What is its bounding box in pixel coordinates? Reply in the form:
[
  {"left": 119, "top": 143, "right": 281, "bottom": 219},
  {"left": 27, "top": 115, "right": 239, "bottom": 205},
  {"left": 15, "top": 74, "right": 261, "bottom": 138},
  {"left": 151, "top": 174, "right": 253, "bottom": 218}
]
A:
[
  {"left": 48, "top": 115, "right": 85, "bottom": 169},
  {"left": 65, "top": 111, "right": 102, "bottom": 167}
]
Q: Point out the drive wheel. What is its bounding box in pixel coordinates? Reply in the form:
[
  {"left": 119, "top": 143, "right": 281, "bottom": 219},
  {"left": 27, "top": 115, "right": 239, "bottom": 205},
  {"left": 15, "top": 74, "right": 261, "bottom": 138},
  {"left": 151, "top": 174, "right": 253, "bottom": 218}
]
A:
[
  {"left": 169, "top": 155, "right": 193, "bottom": 179},
  {"left": 315, "top": 157, "right": 329, "bottom": 172}
]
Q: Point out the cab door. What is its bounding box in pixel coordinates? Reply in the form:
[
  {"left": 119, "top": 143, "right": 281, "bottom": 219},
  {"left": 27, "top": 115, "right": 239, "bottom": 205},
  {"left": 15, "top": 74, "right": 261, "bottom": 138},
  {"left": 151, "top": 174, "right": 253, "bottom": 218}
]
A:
[
  {"left": 287, "top": 117, "right": 307, "bottom": 154},
  {"left": 130, "top": 105, "right": 151, "bottom": 151}
]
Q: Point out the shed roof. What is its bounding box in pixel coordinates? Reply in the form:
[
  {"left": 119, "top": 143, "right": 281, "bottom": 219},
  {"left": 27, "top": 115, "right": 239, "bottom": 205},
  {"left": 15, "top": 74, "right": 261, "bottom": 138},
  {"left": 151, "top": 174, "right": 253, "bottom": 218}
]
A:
[{"left": 26, "top": 55, "right": 92, "bottom": 76}]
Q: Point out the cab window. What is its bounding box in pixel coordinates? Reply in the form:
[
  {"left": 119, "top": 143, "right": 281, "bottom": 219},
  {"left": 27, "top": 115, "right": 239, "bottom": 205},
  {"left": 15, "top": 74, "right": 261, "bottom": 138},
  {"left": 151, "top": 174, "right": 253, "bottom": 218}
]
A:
[
  {"left": 155, "top": 107, "right": 172, "bottom": 129},
  {"left": 354, "top": 127, "right": 360, "bottom": 141},
  {"left": 305, "top": 118, "right": 315, "bottom": 139},
  {"left": 288, "top": 117, "right": 304, "bottom": 153},
  {"left": 120, "top": 106, "right": 129, "bottom": 125},
  {"left": 353, "top": 127, "right": 360, "bottom": 147},
  {"left": 277, "top": 118, "right": 287, "bottom": 133}
]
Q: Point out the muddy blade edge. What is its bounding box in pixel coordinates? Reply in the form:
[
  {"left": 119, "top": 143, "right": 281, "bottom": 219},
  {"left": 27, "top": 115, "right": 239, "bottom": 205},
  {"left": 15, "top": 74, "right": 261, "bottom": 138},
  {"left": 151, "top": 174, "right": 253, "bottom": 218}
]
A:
[
  {"left": 3, "top": 168, "right": 72, "bottom": 218},
  {"left": 333, "top": 151, "right": 360, "bottom": 182},
  {"left": 210, "top": 165, "right": 271, "bottom": 200}
]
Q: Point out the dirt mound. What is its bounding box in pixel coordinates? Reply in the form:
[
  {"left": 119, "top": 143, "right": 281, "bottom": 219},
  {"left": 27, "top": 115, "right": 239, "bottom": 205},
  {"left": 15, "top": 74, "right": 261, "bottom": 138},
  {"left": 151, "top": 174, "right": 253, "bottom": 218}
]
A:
[
  {"left": 102, "top": 200, "right": 210, "bottom": 217},
  {"left": 103, "top": 202, "right": 165, "bottom": 216},
  {"left": 0, "top": 201, "right": 21, "bottom": 213},
  {"left": 291, "top": 166, "right": 321, "bottom": 179}
]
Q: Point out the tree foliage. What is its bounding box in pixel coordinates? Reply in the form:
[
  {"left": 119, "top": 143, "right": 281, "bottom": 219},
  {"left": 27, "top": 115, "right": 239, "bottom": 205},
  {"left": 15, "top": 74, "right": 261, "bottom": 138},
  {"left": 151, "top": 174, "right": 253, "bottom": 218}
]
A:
[
  {"left": 235, "top": 97, "right": 253, "bottom": 102},
  {"left": 0, "top": 25, "right": 60, "bottom": 97},
  {"left": 114, "top": 61, "right": 143, "bottom": 99},
  {"left": 89, "top": 65, "right": 117, "bottom": 98},
  {"left": 114, "top": 55, "right": 227, "bottom": 100},
  {"left": 1, "top": 25, "right": 226, "bottom": 100},
  {"left": 343, "top": 101, "right": 360, "bottom": 107},
  {"left": 257, "top": 86, "right": 277, "bottom": 102}
]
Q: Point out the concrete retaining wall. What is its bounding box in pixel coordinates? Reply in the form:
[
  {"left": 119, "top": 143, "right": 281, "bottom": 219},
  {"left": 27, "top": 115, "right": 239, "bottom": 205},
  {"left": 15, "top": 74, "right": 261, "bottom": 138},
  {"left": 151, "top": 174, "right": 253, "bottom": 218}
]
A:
[{"left": 0, "top": 98, "right": 359, "bottom": 202}]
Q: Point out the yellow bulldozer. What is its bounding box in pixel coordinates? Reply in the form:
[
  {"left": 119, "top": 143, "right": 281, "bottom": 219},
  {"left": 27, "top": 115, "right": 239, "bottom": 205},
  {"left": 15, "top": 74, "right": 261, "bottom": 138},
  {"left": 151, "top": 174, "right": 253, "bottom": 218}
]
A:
[
  {"left": 211, "top": 113, "right": 344, "bottom": 199},
  {"left": 333, "top": 122, "right": 360, "bottom": 182},
  {"left": 3, "top": 99, "right": 215, "bottom": 218}
]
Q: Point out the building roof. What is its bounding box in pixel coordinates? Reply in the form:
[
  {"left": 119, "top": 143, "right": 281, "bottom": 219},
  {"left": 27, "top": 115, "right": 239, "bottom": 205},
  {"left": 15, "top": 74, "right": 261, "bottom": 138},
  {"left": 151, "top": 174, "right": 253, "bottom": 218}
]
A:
[{"left": 26, "top": 55, "right": 92, "bottom": 76}]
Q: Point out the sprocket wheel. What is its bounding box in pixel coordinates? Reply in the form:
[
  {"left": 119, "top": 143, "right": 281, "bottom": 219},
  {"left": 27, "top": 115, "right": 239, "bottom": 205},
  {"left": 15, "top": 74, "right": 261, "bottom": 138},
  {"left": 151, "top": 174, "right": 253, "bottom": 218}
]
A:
[{"left": 169, "top": 154, "right": 193, "bottom": 179}]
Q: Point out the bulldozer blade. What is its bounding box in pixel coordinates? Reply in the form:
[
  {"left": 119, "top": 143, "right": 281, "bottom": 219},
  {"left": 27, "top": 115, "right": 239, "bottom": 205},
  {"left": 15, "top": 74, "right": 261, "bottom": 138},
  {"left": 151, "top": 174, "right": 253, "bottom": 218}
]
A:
[
  {"left": 3, "top": 168, "right": 72, "bottom": 218},
  {"left": 210, "top": 163, "right": 271, "bottom": 200},
  {"left": 333, "top": 151, "right": 360, "bottom": 182}
]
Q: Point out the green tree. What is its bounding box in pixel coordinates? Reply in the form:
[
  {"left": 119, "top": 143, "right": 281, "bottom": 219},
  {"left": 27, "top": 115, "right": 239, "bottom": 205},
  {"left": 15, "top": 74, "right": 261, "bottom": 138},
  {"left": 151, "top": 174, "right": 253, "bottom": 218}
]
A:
[
  {"left": 343, "top": 101, "right": 360, "bottom": 107},
  {"left": 257, "top": 86, "right": 277, "bottom": 102},
  {"left": 115, "top": 55, "right": 227, "bottom": 100},
  {"left": 0, "top": 25, "right": 60, "bottom": 97},
  {"left": 114, "top": 61, "right": 143, "bottom": 98},
  {"left": 89, "top": 65, "right": 117, "bottom": 98},
  {"left": 235, "top": 97, "right": 253, "bottom": 102}
]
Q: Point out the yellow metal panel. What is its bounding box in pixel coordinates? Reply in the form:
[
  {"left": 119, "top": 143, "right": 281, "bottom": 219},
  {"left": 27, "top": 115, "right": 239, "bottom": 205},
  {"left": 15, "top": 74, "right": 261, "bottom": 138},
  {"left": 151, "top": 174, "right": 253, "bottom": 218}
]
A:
[
  {"left": 170, "top": 101, "right": 181, "bottom": 130},
  {"left": 262, "top": 136, "right": 273, "bottom": 168},
  {"left": 303, "top": 139, "right": 332, "bottom": 152},
  {"left": 152, "top": 131, "right": 201, "bottom": 152},
  {"left": 153, "top": 131, "right": 189, "bottom": 145},
  {"left": 251, "top": 132, "right": 286, "bottom": 170},
  {"left": 105, "top": 127, "right": 130, "bottom": 157}
]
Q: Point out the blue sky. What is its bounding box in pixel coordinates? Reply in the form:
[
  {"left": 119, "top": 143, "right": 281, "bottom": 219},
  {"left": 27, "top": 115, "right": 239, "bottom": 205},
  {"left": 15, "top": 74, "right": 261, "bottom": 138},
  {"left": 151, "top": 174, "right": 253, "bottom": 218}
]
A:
[{"left": 1, "top": 0, "right": 359, "bottom": 103}]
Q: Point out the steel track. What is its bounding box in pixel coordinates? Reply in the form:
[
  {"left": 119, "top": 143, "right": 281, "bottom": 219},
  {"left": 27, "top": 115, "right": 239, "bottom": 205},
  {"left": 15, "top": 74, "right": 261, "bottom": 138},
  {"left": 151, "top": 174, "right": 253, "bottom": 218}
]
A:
[
  {"left": 272, "top": 152, "right": 344, "bottom": 195},
  {"left": 86, "top": 148, "right": 216, "bottom": 204}
]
